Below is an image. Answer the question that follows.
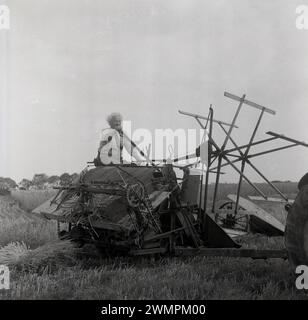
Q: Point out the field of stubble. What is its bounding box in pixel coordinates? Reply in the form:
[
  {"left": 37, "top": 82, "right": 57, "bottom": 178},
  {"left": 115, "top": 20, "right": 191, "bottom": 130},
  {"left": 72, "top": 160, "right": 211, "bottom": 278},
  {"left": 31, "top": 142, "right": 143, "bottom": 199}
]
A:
[{"left": 0, "top": 183, "right": 307, "bottom": 300}]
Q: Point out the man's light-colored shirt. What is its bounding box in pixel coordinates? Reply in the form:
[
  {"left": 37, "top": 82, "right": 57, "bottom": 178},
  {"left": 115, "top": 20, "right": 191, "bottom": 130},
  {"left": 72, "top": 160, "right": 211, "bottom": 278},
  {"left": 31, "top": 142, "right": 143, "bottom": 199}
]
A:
[{"left": 98, "top": 128, "right": 142, "bottom": 164}]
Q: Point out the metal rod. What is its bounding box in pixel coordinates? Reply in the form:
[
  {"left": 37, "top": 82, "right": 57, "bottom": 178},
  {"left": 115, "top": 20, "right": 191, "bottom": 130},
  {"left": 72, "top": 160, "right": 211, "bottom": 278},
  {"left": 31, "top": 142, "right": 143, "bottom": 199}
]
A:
[
  {"left": 198, "top": 164, "right": 204, "bottom": 222},
  {"left": 174, "top": 247, "right": 287, "bottom": 259},
  {"left": 219, "top": 122, "right": 270, "bottom": 207},
  {"left": 178, "top": 110, "right": 239, "bottom": 128},
  {"left": 244, "top": 108, "right": 265, "bottom": 157},
  {"left": 194, "top": 112, "right": 221, "bottom": 220},
  {"left": 219, "top": 123, "right": 261, "bottom": 206},
  {"left": 203, "top": 106, "right": 213, "bottom": 231},
  {"left": 220, "top": 152, "right": 267, "bottom": 198},
  {"left": 235, "top": 108, "right": 265, "bottom": 213},
  {"left": 209, "top": 170, "right": 225, "bottom": 174},
  {"left": 211, "top": 156, "right": 223, "bottom": 213},
  {"left": 208, "top": 136, "right": 267, "bottom": 201},
  {"left": 224, "top": 92, "right": 276, "bottom": 115},
  {"left": 195, "top": 117, "right": 205, "bottom": 130},
  {"left": 212, "top": 143, "right": 298, "bottom": 170},
  {"left": 198, "top": 108, "right": 211, "bottom": 222},
  {"left": 193, "top": 106, "right": 269, "bottom": 207},
  {"left": 266, "top": 131, "right": 308, "bottom": 147},
  {"left": 247, "top": 160, "right": 289, "bottom": 202},
  {"left": 217, "top": 124, "right": 248, "bottom": 209},
  {"left": 221, "top": 94, "right": 245, "bottom": 150},
  {"left": 212, "top": 157, "right": 241, "bottom": 171},
  {"left": 224, "top": 136, "right": 278, "bottom": 154},
  {"left": 173, "top": 153, "right": 198, "bottom": 162},
  {"left": 235, "top": 160, "right": 246, "bottom": 213},
  {"left": 219, "top": 124, "right": 243, "bottom": 156},
  {"left": 144, "top": 224, "right": 196, "bottom": 242},
  {"left": 248, "top": 143, "right": 298, "bottom": 158},
  {"left": 211, "top": 95, "right": 245, "bottom": 211},
  {"left": 210, "top": 154, "right": 218, "bottom": 166},
  {"left": 227, "top": 154, "right": 242, "bottom": 158},
  {"left": 121, "top": 131, "right": 157, "bottom": 166}
]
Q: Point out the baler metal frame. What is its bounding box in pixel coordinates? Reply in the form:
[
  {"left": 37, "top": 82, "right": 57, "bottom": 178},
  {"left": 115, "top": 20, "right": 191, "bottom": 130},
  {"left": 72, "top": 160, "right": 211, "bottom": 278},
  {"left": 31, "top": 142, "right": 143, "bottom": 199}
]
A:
[{"left": 35, "top": 91, "right": 308, "bottom": 261}]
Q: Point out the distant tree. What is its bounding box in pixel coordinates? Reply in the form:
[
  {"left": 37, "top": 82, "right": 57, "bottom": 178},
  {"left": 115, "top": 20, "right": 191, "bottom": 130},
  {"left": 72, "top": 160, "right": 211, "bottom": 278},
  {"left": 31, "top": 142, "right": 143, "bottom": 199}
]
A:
[
  {"left": 60, "top": 173, "right": 71, "bottom": 186},
  {"left": 70, "top": 173, "right": 79, "bottom": 182},
  {"left": 0, "top": 177, "right": 17, "bottom": 189},
  {"left": 19, "top": 178, "right": 32, "bottom": 190},
  {"left": 33, "top": 173, "right": 48, "bottom": 185},
  {"left": 32, "top": 173, "right": 49, "bottom": 189},
  {"left": 47, "top": 175, "right": 60, "bottom": 184}
]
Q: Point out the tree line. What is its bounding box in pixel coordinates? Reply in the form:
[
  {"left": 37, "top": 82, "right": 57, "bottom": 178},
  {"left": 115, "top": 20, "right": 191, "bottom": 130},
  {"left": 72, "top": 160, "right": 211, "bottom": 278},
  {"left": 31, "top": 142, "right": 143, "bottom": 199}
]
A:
[{"left": 0, "top": 173, "right": 79, "bottom": 190}]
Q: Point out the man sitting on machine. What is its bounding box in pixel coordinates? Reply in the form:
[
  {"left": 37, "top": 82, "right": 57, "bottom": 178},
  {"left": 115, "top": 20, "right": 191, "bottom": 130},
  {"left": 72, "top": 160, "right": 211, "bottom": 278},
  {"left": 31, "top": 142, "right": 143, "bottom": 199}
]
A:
[{"left": 95, "top": 112, "right": 144, "bottom": 166}]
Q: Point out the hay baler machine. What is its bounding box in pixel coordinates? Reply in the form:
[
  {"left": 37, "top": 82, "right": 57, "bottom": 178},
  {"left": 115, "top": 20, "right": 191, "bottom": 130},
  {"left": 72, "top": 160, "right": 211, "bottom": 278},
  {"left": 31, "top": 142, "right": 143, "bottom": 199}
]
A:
[{"left": 33, "top": 92, "right": 308, "bottom": 264}]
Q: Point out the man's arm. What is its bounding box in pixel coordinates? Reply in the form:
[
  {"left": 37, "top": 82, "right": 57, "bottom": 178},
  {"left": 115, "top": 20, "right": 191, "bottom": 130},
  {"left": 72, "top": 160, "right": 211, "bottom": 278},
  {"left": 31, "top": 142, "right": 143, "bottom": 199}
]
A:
[
  {"left": 122, "top": 133, "right": 144, "bottom": 163},
  {"left": 99, "top": 129, "right": 117, "bottom": 151}
]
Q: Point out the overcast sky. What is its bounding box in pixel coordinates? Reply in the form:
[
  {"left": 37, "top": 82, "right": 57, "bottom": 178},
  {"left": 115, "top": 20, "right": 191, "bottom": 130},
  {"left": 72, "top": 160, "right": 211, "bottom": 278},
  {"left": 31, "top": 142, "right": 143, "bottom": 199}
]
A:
[{"left": 1, "top": 0, "right": 308, "bottom": 183}]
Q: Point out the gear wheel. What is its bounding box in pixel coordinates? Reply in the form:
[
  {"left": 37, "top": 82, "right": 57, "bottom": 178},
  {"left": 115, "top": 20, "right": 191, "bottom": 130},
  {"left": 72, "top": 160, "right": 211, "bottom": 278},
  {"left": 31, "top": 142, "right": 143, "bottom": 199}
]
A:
[{"left": 126, "top": 182, "right": 145, "bottom": 208}]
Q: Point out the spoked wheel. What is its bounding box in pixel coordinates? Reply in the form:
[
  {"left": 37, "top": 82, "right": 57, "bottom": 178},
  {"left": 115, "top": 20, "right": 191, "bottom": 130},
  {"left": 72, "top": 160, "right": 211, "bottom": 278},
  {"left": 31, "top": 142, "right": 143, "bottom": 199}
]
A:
[
  {"left": 215, "top": 201, "right": 249, "bottom": 232},
  {"left": 126, "top": 182, "right": 145, "bottom": 207},
  {"left": 285, "top": 184, "right": 308, "bottom": 267},
  {"left": 219, "top": 201, "right": 237, "bottom": 210}
]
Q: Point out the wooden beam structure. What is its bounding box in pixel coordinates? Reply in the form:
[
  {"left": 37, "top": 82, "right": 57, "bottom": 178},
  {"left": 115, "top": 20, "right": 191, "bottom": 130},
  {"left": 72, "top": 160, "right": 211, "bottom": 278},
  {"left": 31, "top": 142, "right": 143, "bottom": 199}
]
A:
[{"left": 174, "top": 247, "right": 287, "bottom": 259}]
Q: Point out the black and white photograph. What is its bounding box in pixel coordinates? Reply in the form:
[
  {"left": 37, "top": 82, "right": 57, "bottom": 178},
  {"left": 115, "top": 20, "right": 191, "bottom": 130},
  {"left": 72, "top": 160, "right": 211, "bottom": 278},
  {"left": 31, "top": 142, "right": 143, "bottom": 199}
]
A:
[{"left": 0, "top": 0, "right": 308, "bottom": 307}]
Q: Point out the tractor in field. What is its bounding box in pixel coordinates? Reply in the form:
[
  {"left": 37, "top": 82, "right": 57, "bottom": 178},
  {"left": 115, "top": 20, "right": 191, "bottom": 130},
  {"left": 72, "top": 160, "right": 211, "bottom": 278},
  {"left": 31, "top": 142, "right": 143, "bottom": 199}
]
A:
[{"left": 32, "top": 92, "right": 308, "bottom": 266}]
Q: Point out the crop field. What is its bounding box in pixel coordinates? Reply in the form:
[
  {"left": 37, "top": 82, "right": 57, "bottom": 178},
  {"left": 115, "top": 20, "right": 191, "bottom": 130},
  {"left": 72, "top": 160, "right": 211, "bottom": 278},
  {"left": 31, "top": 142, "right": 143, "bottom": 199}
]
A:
[{"left": 0, "top": 183, "right": 307, "bottom": 300}]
